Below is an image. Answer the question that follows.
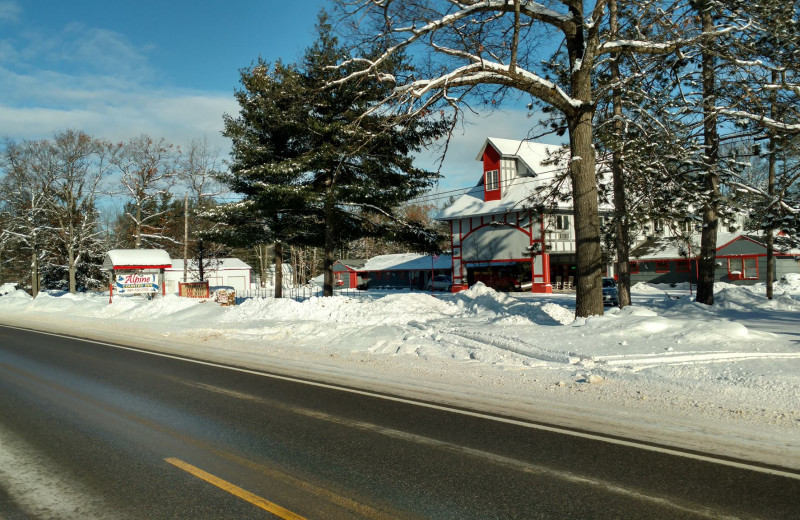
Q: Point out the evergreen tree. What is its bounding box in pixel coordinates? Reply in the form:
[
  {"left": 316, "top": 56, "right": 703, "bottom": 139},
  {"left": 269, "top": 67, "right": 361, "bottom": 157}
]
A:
[{"left": 211, "top": 13, "right": 448, "bottom": 296}]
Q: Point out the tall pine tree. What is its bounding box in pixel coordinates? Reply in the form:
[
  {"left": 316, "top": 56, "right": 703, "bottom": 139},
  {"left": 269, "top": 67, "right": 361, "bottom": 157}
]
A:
[{"left": 211, "top": 13, "right": 447, "bottom": 296}]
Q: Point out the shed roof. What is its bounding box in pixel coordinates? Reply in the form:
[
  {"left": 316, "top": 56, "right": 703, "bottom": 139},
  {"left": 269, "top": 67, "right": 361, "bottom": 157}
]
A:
[
  {"left": 102, "top": 249, "right": 172, "bottom": 270},
  {"left": 362, "top": 253, "right": 452, "bottom": 271},
  {"left": 167, "top": 258, "right": 252, "bottom": 271}
]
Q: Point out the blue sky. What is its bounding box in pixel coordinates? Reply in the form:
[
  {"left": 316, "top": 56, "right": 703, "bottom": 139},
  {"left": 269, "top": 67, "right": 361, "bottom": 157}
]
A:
[{"left": 0, "top": 0, "right": 543, "bottom": 195}]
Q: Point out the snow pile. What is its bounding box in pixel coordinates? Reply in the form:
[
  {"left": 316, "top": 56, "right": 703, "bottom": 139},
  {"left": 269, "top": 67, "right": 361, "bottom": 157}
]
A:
[
  {"left": 0, "top": 283, "right": 31, "bottom": 300},
  {"left": 224, "top": 292, "right": 459, "bottom": 325}
]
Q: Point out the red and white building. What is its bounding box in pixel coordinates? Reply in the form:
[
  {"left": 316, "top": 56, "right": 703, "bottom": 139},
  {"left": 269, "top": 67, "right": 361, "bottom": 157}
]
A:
[{"left": 437, "top": 137, "right": 611, "bottom": 293}]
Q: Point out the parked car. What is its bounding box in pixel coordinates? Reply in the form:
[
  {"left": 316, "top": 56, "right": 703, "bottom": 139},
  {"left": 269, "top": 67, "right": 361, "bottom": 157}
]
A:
[
  {"left": 602, "top": 277, "right": 619, "bottom": 306},
  {"left": 427, "top": 275, "right": 452, "bottom": 292}
]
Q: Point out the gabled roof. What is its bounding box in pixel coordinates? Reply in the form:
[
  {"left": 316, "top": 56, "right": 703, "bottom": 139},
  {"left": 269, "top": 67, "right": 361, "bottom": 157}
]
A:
[
  {"left": 102, "top": 249, "right": 172, "bottom": 270},
  {"left": 630, "top": 233, "right": 771, "bottom": 260},
  {"left": 437, "top": 137, "right": 610, "bottom": 220},
  {"left": 336, "top": 259, "right": 368, "bottom": 270},
  {"left": 167, "top": 258, "right": 252, "bottom": 271},
  {"left": 475, "top": 137, "right": 566, "bottom": 174}
]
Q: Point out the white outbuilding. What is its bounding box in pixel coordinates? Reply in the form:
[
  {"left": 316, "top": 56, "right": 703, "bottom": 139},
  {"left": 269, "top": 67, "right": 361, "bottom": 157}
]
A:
[{"left": 164, "top": 258, "right": 252, "bottom": 294}]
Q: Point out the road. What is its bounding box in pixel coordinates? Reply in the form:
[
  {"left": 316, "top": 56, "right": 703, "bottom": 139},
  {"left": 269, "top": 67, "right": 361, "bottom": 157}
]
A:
[{"left": 0, "top": 324, "right": 798, "bottom": 519}]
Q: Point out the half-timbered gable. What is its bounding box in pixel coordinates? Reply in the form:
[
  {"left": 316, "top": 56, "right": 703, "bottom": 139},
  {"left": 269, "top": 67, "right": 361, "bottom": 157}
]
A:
[{"left": 438, "top": 137, "right": 589, "bottom": 293}]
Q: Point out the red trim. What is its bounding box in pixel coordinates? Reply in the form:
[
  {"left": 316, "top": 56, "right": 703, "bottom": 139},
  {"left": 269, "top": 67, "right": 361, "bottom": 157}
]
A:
[
  {"left": 483, "top": 144, "right": 501, "bottom": 202},
  {"left": 716, "top": 235, "right": 764, "bottom": 252},
  {"left": 464, "top": 258, "right": 533, "bottom": 265},
  {"left": 533, "top": 253, "right": 552, "bottom": 293},
  {"left": 460, "top": 221, "right": 533, "bottom": 243},
  {"left": 727, "top": 256, "right": 760, "bottom": 280},
  {"left": 655, "top": 260, "right": 670, "bottom": 273}
]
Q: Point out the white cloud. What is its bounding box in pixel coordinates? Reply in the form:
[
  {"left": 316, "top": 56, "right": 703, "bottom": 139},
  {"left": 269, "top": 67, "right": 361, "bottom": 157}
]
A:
[
  {"left": 0, "top": 1, "right": 20, "bottom": 24},
  {"left": 0, "top": 20, "right": 236, "bottom": 155},
  {"left": 0, "top": 89, "right": 236, "bottom": 152}
]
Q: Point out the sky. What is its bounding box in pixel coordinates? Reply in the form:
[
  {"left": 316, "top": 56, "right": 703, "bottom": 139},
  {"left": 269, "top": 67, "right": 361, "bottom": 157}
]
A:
[{"left": 0, "top": 0, "right": 558, "bottom": 197}]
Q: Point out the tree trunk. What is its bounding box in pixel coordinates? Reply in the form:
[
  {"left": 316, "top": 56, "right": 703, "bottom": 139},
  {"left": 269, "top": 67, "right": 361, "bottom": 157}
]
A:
[
  {"left": 610, "top": 0, "right": 631, "bottom": 308},
  {"left": 766, "top": 69, "right": 779, "bottom": 300},
  {"left": 184, "top": 194, "right": 189, "bottom": 283},
  {"left": 568, "top": 109, "right": 604, "bottom": 317},
  {"left": 68, "top": 219, "right": 77, "bottom": 293},
  {"left": 198, "top": 239, "right": 205, "bottom": 282},
  {"left": 323, "top": 198, "right": 336, "bottom": 297},
  {"left": 766, "top": 135, "right": 776, "bottom": 300},
  {"left": 274, "top": 242, "right": 283, "bottom": 298},
  {"left": 135, "top": 202, "right": 143, "bottom": 249},
  {"left": 31, "top": 250, "right": 39, "bottom": 298},
  {"left": 564, "top": 2, "right": 603, "bottom": 317},
  {"left": 68, "top": 248, "right": 77, "bottom": 294},
  {"left": 694, "top": 2, "right": 720, "bottom": 306}
]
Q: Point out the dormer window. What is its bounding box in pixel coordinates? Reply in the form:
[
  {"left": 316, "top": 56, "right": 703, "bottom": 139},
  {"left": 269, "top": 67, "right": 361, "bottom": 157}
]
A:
[{"left": 485, "top": 170, "right": 499, "bottom": 191}]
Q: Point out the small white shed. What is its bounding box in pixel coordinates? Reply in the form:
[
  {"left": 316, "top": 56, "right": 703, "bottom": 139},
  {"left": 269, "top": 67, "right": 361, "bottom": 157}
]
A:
[{"left": 164, "top": 258, "right": 252, "bottom": 294}]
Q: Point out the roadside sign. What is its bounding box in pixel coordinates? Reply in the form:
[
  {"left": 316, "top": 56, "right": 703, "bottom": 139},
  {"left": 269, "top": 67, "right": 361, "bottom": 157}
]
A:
[{"left": 115, "top": 273, "right": 159, "bottom": 294}]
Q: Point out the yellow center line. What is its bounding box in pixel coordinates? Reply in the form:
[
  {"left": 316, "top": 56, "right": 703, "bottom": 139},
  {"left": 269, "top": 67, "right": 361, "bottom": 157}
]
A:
[{"left": 165, "top": 457, "right": 307, "bottom": 520}]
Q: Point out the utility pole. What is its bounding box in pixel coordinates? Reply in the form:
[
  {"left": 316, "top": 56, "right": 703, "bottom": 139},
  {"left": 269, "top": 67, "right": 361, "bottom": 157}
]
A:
[{"left": 183, "top": 193, "right": 189, "bottom": 283}]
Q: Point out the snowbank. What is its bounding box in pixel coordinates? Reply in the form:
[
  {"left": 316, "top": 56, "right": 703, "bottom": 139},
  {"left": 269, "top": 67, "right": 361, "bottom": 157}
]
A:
[{"left": 1, "top": 281, "right": 798, "bottom": 469}]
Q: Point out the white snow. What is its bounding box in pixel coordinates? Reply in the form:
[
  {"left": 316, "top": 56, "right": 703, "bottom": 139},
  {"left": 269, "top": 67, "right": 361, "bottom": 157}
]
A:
[
  {"left": 1, "top": 280, "right": 798, "bottom": 469},
  {"left": 102, "top": 249, "right": 172, "bottom": 269},
  {"left": 0, "top": 423, "right": 127, "bottom": 519}
]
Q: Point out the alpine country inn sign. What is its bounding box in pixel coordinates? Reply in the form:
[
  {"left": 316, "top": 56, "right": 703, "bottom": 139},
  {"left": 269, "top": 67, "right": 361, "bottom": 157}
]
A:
[{"left": 114, "top": 273, "right": 160, "bottom": 294}]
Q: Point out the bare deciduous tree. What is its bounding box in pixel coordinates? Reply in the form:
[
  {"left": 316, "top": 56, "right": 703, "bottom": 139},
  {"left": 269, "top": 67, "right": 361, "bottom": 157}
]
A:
[
  {"left": 333, "top": 0, "right": 700, "bottom": 316},
  {"left": 111, "top": 135, "right": 179, "bottom": 249}
]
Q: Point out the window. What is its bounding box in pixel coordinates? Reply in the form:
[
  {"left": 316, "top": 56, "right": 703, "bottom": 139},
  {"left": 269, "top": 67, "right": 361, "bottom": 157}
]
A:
[
  {"left": 485, "top": 170, "right": 499, "bottom": 191},
  {"left": 555, "top": 215, "right": 570, "bottom": 230},
  {"left": 727, "top": 257, "right": 759, "bottom": 280},
  {"left": 655, "top": 260, "right": 670, "bottom": 273},
  {"left": 630, "top": 261, "right": 640, "bottom": 274},
  {"left": 676, "top": 260, "right": 691, "bottom": 273},
  {"left": 743, "top": 257, "right": 758, "bottom": 279}
]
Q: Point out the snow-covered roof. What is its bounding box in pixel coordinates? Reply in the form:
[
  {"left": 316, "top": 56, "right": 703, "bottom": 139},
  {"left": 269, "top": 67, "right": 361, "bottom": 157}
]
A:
[
  {"left": 438, "top": 137, "right": 610, "bottom": 220},
  {"left": 102, "top": 249, "right": 172, "bottom": 270},
  {"left": 362, "top": 253, "right": 452, "bottom": 271},
  {"left": 631, "top": 233, "right": 768, "bottom": 260},
  {"left": 437, "top": 176, "right": 550, "bottom": 220},
  {"left": 167, "top": 258, "right": 252, "bottom": 271},
  {"left": 337, "top": 259, "right": 368, "bottom": 270},
  {"left": 475, "top": 137, "right": 566, "bottom": 173}
]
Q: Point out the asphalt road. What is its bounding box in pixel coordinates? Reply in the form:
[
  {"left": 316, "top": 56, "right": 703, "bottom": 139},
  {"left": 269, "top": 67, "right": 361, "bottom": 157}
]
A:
[{"left": 0, "top": 323, "right": 798, "bottom": 519}]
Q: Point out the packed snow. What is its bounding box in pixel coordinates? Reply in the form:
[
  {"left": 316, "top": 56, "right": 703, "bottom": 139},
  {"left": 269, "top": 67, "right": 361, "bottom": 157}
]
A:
[{"left": 1, "top": 279, "right": 798, "bottom": 469}]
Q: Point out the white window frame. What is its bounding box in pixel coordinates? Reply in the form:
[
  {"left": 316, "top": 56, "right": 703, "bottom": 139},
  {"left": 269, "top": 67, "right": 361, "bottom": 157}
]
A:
[{"left": 485, "top": 169, "right": 499, "bottom": 191}]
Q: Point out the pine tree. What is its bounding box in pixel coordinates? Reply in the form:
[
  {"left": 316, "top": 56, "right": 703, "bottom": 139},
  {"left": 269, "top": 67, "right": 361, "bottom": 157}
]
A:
[{"left": 212, "top": 12, "right": 448, "bottom": 296}]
